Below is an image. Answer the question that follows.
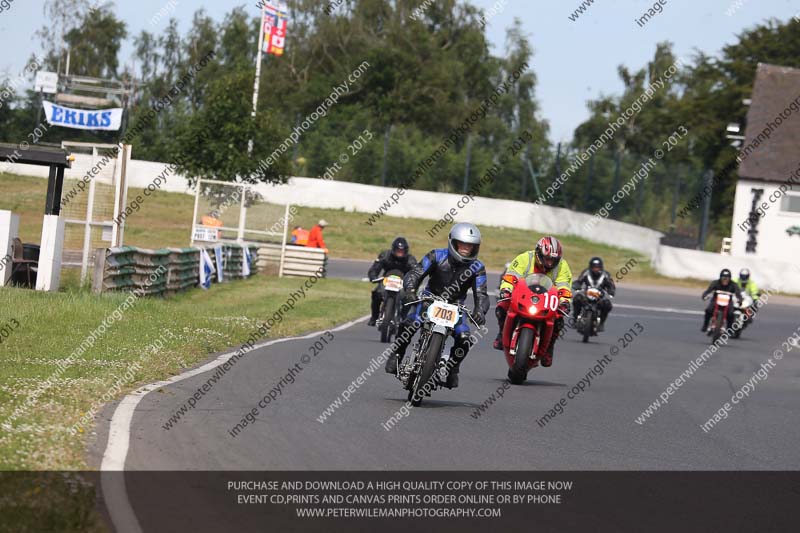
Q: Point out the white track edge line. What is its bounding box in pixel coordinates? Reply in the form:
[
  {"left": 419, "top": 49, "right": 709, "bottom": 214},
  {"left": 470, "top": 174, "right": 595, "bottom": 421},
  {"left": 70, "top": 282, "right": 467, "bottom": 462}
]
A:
[
  {"left": 615, "top": 303, "right": 703, "bottom": 315},
  {"left": 100, "top": 314, "right": 369, "bottom": 533}
]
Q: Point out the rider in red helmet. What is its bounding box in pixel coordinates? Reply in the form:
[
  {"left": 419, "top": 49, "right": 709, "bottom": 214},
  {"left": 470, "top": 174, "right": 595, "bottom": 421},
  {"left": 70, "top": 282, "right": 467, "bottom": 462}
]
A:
[{"left": 494, "top": 236, "right": 573, "bottom": 367}]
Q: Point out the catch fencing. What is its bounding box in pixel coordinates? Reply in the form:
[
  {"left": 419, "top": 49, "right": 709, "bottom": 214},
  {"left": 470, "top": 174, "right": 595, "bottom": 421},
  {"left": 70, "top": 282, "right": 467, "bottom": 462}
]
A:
[{"left": 92, "top": 243, "right": 259, "bottom": 295}]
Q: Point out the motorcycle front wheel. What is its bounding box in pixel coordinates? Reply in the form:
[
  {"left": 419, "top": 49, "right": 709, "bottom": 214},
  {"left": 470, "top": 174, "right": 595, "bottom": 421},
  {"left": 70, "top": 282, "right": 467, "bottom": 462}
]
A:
[
  {"left": 576, "top": 310, "right": 592, "bottom": 343},
  {"left": 380, "top": 296, "right": 395, "bottom": 343},
  {"left": 509, "top": 327, "right": 534, "bottom": 385},
  {"left": 410, "top": 331, "right": 445, "bottom": 406},
  {"left": 583, "top": 309, "right": 595, "bottom": 343},
  {"left": 712, "top": 310, "right": 724, "bottom": 342}
]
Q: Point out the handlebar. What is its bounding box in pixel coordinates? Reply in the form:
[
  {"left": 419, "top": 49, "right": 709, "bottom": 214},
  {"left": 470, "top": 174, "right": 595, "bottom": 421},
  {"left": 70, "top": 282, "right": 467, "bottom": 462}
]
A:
[
  {"left": 404, "top": 292, "right": 481, "bottom": 327},
  {"left": 372, "top": 274, "right": 405, "bottom": 283}
]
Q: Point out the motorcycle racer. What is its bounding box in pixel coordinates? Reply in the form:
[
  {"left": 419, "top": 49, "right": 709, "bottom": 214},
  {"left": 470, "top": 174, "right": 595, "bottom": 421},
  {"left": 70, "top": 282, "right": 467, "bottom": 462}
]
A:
[
  {"left": 493, "top": 236, "right": 572, "bottom": 367},
  {"left": 734, "top": 268, "right": 761, "bottom": 301},
  {"left": 733, "top": 267, "right": 761, "bottom": 326},
  {"left": 384, "top": 223, "right": 490, "bottom": 389},
  {"left": 701, "top": 269, "right": 743, "bottom": 332},
  {"left": 572, "top": 257, "right": 615, "bottom": 332},
  {"left": 367, "top": 237, "right": 417, "bottom": 326}
]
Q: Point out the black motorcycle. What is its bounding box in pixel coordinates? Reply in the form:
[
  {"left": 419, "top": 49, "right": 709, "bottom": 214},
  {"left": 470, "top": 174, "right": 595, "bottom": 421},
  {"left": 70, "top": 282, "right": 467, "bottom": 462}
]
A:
[
  {"left": 575, "top": 287, "right": 603, "bottom": 343},
  {"left": 372, "top": 269, "right": 405, "bottom": 343},
  {"left": 397, "top": 292, "right": 478, "bottom": 406}
]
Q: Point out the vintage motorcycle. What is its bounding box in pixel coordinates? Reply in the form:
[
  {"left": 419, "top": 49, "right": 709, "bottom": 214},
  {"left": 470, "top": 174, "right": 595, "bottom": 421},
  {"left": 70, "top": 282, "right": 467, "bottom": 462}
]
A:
[
  {"left": 372, "top": 270, "right": 405, "bottom": 343},
  {"left": 705, "top": 290, "right": 736, "bottom": 342},
  {"left": 396, "top": 292, "right": 478, "bottom": 406}
]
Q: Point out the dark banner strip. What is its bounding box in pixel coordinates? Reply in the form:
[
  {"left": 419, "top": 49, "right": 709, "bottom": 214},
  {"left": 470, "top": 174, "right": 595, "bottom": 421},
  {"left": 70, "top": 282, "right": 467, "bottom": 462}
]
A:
[{"left": 1, "top": 471, "right": 797, "bottom": 532}]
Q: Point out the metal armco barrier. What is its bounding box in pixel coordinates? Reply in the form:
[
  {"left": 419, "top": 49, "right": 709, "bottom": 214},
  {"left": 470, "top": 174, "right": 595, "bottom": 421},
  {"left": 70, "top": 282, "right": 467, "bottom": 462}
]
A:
[
  {"left": 256, "top": 243, "right": 327, "bottom": 278},
  {"left": 93, "top": 243, "right": 259, "bottom": 295}
]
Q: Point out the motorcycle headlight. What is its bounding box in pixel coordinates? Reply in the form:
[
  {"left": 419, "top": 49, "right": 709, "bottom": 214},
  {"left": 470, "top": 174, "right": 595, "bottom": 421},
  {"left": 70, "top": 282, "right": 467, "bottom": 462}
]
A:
[
  {"left": 528, "top": 305, "right": 538, "bottom": 314},
  {"left": 531, "top": 296, "right": 540, "bottom": 304}
]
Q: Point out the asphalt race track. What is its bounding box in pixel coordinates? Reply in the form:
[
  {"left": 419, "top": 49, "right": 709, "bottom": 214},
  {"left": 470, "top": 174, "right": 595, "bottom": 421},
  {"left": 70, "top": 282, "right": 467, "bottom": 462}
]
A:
[{"left": 94, "top": 258, "right": 800, "bottom": 472}]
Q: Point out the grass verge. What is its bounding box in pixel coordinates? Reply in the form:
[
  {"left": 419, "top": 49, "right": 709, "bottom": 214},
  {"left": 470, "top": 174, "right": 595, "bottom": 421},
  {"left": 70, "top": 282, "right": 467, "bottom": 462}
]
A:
[{"left": 0, "top": 275, "right": 367, "bottom": 470}]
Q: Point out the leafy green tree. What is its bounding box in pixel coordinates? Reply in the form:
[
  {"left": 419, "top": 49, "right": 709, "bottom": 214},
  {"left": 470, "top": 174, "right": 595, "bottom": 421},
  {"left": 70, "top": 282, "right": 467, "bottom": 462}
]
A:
[{"left": 173, "top": 69, "right": 291, "bottom": 185}]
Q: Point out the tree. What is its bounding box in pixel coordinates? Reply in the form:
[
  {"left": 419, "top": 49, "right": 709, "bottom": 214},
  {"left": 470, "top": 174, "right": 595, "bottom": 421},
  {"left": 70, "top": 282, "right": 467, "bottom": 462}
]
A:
[{"left": 174, "top": 69, "right": 291, "bottom": 185}]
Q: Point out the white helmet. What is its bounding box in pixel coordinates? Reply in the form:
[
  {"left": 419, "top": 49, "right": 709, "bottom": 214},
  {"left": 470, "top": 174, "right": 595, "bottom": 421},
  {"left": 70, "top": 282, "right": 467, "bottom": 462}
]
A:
[
  {"left": 448, "top": 222, "right": 481, "bottom": 263},
  {"left": 739, "top": 268, "right": 750, "bottom": 282}
]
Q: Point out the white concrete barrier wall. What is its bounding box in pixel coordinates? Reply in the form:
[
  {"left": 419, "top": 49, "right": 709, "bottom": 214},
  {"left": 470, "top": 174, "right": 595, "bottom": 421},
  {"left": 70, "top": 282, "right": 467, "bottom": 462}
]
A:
[
  {"left": 653, "top": 245, "right": 800, "bottom": 293},
  {"left": 8, "top": 161, "right": 664, "bottom": 258},
  {"left": 10, "top": 158, "right": 800, "bottom": 292},
  {"left": 6, "top": 158, "right": 193, "bottom": 194},
  {"left": 253, "top": 177, "right": 664, "bottom": 259}
]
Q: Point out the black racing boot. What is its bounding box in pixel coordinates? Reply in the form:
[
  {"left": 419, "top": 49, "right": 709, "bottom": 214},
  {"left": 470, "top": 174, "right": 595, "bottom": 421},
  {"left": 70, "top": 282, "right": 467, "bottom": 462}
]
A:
[
  {"left": 384, "top": 353, "right": 399, "bottom": 374},
  {"left": 369, "top": 293, "right": 381, "bottom": 327},
  {"left": 445, "top": 364, "right": 460, "bottom": 389},
  {"left": 494, "top": 309, "right": 507, "bottom": 351},
  {"left": 444, "top": 347, "right": 467, "bottom": 389}
]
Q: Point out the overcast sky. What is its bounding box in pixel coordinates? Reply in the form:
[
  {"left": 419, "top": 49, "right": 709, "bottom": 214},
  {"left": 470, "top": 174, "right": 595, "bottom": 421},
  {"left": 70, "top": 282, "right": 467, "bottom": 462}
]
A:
[{"left": 1, "top": 0, "right": 798, "bottom": 143}]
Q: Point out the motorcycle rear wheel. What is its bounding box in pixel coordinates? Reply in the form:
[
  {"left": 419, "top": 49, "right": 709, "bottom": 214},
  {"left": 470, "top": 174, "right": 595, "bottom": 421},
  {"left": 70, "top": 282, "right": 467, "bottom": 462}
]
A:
[{"left": 509, "top": 328, "right": 534, "bottom": 385}]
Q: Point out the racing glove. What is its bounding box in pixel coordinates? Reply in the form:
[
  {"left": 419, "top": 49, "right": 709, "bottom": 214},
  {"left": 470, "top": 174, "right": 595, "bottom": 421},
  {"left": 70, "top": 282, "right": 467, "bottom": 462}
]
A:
[
  {"left": 473, "top": 312, "right": 486, "bottom": 326},
  {"left": 499, "top": 289, "right": 512, "bottom": 300}
]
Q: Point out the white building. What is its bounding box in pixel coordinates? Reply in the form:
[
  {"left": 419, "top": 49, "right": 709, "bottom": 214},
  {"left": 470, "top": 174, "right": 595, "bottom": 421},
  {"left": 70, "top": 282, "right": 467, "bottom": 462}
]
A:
[{"left": 730, "top": 63, "right": 800, "bottom": 263}]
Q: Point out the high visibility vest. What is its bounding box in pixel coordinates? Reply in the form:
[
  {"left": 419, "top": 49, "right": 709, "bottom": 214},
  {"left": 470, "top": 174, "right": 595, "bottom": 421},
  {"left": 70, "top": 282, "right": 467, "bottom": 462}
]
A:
[
  {"left": 291, "top": 228, "right": 309, "bottom": 245},
  {"left": 201, "top": 215, "right": 223, "bottom": 227},
  {"left": 200, "top": 215, "right": 223, "bottom": 239}
]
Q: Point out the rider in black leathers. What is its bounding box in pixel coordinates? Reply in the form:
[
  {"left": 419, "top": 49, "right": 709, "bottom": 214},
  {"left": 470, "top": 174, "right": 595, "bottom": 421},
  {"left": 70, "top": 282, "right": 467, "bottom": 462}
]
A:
[
  {"left": 701, "top": 268, "right": 743, "bottom": 331},
  {"left": 384, "top": 223, "right": 490, "bottom": 389},
  {"left": 368, "top": 237, "right": 417, "bottom": 326},
  {"left": 571, "top": 257, "right": 616, "bottom": 332}
]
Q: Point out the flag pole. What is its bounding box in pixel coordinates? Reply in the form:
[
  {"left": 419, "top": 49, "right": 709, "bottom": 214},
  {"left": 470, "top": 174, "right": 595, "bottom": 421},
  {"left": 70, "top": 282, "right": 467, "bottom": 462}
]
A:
[{"left": 248, "top": 5, "right": 266, "bottom": 156}]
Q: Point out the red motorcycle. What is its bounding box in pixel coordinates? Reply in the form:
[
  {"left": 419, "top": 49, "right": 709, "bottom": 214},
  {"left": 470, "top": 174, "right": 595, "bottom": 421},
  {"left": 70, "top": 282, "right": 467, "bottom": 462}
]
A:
[
  {"left": 499, "top": 273, "right": 571, "bottom": 384},
  {"left": 705, "top": 290, "right": 735, "bottom": 342}
]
